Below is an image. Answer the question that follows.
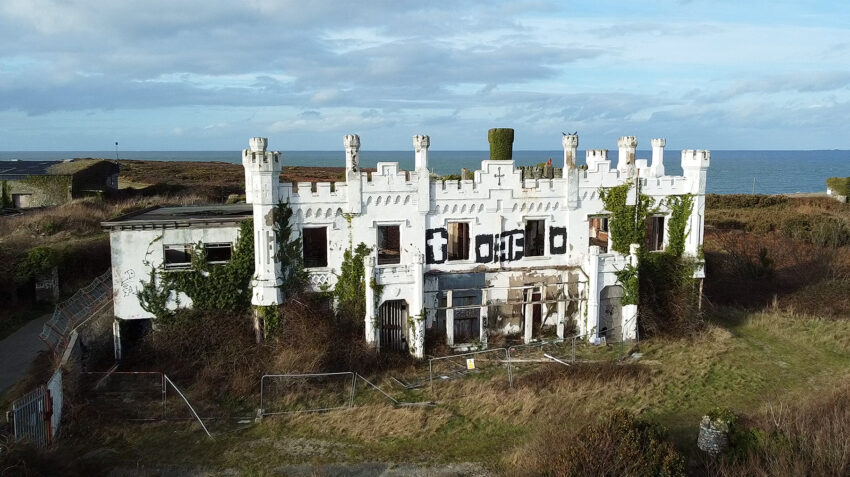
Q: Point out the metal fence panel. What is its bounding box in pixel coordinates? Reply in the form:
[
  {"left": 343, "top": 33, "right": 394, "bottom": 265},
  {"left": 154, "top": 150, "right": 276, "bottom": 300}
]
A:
[
  {"left": 260, "top": 372, "right": 356, "bottom": 416},
  {"left": 79, "top": 371, "right": 165, "bottom": 421},
  {"left": 12, "top": 386, "right": 49, "bottom": 448},
  {"left": 428, "top": 348, "right": 512, "bottom": 399}
]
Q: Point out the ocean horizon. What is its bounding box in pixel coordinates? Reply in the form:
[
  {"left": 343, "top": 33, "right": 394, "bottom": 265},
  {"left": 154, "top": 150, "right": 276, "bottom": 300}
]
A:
[{"left": 1, "top": 149, "right": 847, "bottom": 195}]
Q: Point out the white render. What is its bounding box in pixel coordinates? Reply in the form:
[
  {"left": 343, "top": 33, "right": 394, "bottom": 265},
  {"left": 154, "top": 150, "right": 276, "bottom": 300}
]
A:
[{"left": 105, "top": 131, "right": 709, "bottom": 358}]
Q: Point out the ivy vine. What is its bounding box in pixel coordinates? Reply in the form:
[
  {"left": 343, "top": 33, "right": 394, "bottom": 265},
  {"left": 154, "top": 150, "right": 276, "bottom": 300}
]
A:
[
  {"left": 333, "top": 243, "right": 371, "bottom": 322},
  {"left": 663, "top": 194, "right": 694, "bottom": 258},
  {"left": 598, "top": 182, "right": 655, "bottom": 255},
  {"left": 273, "top": 200, "right": 307, "bottom": 297},
  {"left": 20, "top": 175, "right": 72, "bottom": 204}
]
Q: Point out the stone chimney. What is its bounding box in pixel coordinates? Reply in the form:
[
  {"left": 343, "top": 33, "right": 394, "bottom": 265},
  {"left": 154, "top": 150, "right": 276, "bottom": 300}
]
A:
[
  {"left": 344, "top": 134, "right": 360, "bottom": 172},
  {"left": 413, "top": 135, "right": 430, "bottom": 170},
  {"left": 650, "top": 138, "right": 666, "bottom": 177},
  {"left": 617, "top": 136, "right": 637, "bottom": 173}
]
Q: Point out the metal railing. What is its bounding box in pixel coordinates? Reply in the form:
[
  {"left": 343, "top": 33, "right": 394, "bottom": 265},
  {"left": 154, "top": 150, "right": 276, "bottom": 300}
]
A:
[
  {"left": 40, "top": 269, "right": 112, "bottom": 356},
  {"left": 428, "top": 347, "right": 513, "bottom": 394}
]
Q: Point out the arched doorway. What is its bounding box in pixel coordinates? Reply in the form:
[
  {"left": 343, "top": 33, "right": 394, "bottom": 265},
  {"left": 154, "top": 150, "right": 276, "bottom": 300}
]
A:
[
  {"left": 379, "top": 300, "right": 408, "bottom": 352},
  {"left": 598, "top": 285, "right": 623, "bottom": 341}
]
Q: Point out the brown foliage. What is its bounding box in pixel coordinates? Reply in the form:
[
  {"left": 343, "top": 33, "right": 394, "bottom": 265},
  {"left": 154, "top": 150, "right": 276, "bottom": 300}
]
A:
[
  {"left": 509, "top": 409, "right": 685, "bottom": 477},
  {"left": 712, "top": 382, "right": 850, "bottom": 477}
]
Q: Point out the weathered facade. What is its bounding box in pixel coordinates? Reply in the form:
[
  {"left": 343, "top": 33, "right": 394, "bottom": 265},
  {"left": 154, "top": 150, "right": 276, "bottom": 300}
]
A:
[
  {"left": 0, "top": 159, "right": 119, "bottom": 208},
  {"left": 105, "top": 131, "right": 709, "bottom": 358}
]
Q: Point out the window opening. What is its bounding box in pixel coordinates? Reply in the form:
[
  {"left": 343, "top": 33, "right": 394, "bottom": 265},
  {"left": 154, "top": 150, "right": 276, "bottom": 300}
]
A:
[
  {"left": 204, "top": 243, "right": 232, "bottom": 264},
  {"left": 589, "top": 216, "right": 609, "bottom": 253},
  {"left": 164, "top": 244, "right": 193, "bottom": 270},
  {"left": 448, "top": 222, "right": 470, "bottom": 261},
  {"left": 302, "top": 227, "right": 328, "bottom": 268},
  {"left": 524, "top": 219, "right": 545, "bottom": 257},
  {"left": 646, "top": 216, "right": 665, "bottom": 252},
  {"left": 377, "top": 225, "right": 401, "bottom": 265}
]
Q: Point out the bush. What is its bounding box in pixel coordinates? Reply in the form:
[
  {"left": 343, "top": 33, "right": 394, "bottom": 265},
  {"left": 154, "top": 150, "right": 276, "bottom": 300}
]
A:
[
  {"left": 15, "top": 246, "right": 60, "bottom": 283},
  {"left": 826, "top": 177, "right": 850, "bottom": 197},
  {"left": 706, "top": 194, "right": 788, "bottom": 209},
  {"left": 713, "top": 383, "right": 850, "bottom": 477},
  {"left": 515, "top": 409, "right": 685, "bottom": 477}
]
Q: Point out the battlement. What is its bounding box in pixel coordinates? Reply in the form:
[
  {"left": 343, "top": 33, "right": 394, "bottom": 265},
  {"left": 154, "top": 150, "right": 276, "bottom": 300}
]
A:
[
  {"left": 617, "top": 136, "right": 638, "bottom": 148},
  {"left": 681, "top": 149, "right": 711, "bottom": 168},
  {"left": 241, "top": 137, "right": 281, "bottom": 173},
  {"left": 562, "top": 133, "right": 578, "bottom": 148},
  {"left": 651, "top": 138, "right": 666, "bottom": 148}
]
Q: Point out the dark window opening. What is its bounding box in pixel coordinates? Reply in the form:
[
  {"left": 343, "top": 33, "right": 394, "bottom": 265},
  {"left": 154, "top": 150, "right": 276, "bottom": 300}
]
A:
[
  {"left": 646, "top": 216, "right": 665, "bottom": 252},
  {"left": 164, "top": 244, "right": 193, "bottom": 270},
  {"left": 589, "top": 216, "right": 609, "bottom": 253},
  {"left": 204, "top": 243, "right": 232, "bottom": 264},
  {"left": 303, "top": 227, "right": 328, "bottom": 268},
  {"left": 453, "top": 295, "right": 480, "bottom": 342},
  {"left": 524, "top": 219, "right": 546, "bottom": 257},
  {"left": 377, "top": 225, "right": 401, "bottom": 265},
  {"left": 448, "top": 222, "right": 470, "bottom": 261}
]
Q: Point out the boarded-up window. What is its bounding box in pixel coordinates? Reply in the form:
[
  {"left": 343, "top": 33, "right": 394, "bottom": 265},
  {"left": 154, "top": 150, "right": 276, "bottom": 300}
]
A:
[
  {"left": 525, "top": 219, "right": 545, "bottom": 257},
  {"left": 589, "top": 216, "right": 609, "bottom": 253},
  {"left": 646, "top": 216, "right": 665, "bottom": 252},
  {"left": 164, "top": 244, "right": 193, "bottom": 270},
  {"left": 448, "top": 222, "right": 470, "bottom": 261},
  {"left": 302, "top": 227, "right": 328, "bottom": 268},
  {"left": 204, "top": 243, "right": 232, "bottom": 264},
  {"left": 378, "top": 225, "right": 401, "bottom": 265}
]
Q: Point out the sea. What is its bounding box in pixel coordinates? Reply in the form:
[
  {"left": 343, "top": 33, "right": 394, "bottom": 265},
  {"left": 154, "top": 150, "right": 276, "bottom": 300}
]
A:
[{"left": 1, "top": 150, "right": 847, "bottom": 195}]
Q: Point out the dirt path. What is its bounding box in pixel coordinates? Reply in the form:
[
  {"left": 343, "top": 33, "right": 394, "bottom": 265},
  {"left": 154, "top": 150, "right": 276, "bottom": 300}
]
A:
[{"left": 0, "top": 313, "right": 49, "bottom": 394}]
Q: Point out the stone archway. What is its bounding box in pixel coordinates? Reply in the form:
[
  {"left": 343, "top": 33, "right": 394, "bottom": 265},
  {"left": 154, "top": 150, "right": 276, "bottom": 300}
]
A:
[{"left": 599, "top": 285, "right": 623, "bottom": 341}]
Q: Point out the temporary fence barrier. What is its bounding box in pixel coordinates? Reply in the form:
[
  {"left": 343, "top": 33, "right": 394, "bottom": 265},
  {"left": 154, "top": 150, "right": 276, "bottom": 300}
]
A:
[
  {"left": 164, "top": 375, "right": 212, "bottom": 439},
  {"left": 79, "top": 371, "right": 165, "bottom": 421},
  {"left": 260, "top": 372, "right": 356, "bottom": 416},
  {"left": 428, "top": 348, "right": 512, "bottom": 398}
]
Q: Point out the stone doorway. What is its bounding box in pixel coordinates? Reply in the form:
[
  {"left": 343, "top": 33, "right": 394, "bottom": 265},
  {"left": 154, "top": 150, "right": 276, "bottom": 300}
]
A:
[{"left": 599, "top": 285, "right": 623, "bottom": 341}]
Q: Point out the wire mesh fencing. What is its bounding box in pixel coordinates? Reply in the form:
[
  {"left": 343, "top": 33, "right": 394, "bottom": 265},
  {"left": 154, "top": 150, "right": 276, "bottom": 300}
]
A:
[
  {"left": 259, "top": 372, "right": 356, "bottom": 416},
  {"left": 77, "top": 371, "right": 165, "bottom": 421},
  {"left": 40, "top": 269, "right": 112, "bottom": 357},
  {"left": 428, "top": 348, "right": 512, "bottom": 399}
]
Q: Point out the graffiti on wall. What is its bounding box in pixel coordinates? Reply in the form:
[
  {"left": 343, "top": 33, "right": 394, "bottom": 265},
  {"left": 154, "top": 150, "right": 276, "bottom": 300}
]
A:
[{"left": 425, "top": 226, "right": 567, "bottom": 265}]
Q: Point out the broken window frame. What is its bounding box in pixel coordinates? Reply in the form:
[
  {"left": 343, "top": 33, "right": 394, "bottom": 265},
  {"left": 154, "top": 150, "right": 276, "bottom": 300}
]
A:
[
  {"left": 204, "top": 242, "right": 233, "bottom": 264},
  {"left": 377, "top": 224, "right": 402, "bottom": 266},
  {"left": 524, "top": 219, "right": 546, "bottom": 257},
  {"left": 447, "top": 221, "right": 470, "bottom": 261},
  {"left": 302, "top": 226, "right": 329, "bottom": 268},
  {"left": 163, "top": 244, "right": 193, "bottom": 270},
  {"left": 646, "top": 215, "right": 666, "bottom": 252},
  {"left": 588, "top": 215, "right": 610, "bottom": 253}
]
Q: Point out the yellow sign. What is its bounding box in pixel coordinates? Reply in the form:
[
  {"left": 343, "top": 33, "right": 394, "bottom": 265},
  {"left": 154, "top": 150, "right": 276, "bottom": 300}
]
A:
[{"left": 466, "top": 358, "right": 475, "bottom": 370}]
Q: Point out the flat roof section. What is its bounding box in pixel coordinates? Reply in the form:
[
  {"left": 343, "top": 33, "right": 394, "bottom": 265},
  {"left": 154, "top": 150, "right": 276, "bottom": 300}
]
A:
[
  {"left": 102, "top": 204, "right": 253, "bottom": 230},
  {"left": 0, "top": 160, "right": 65, "bottom": 178}
]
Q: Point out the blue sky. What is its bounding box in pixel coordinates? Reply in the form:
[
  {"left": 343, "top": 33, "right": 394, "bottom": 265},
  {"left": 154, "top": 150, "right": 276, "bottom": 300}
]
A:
[{"left": 1, "top": 0, "right": 849, "bottom": 151}]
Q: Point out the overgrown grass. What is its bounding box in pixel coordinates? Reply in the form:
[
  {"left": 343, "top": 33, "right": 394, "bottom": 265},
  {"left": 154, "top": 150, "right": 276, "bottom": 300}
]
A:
[{"left": 39, "top": 308, "right": 850, "bottom": 475}]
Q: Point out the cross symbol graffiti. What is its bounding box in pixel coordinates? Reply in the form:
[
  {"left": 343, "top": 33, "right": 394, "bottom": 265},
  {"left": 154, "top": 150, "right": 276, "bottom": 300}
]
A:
[
  {"left": 495, "top": 167, "right": 505, "bottom": 186},
  {"left": 427, "top": 232, "right": 448, "bottom": 262}
]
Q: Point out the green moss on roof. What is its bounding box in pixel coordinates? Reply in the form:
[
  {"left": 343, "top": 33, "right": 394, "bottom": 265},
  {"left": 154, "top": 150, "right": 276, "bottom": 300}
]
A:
[{"left": 47, "top": 159, "right": 114, "bottom": 176}]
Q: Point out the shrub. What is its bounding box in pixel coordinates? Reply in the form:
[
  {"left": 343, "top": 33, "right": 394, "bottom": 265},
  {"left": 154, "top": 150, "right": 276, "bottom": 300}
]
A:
[
  {"left": 713, "top": 383, "right": 850, "bottom": 477},
  {"left": 488, "top": 128, "right": 514, "bottom": 161},
  {"left": 515, "top": 409, "right": 685, "bottom": 477},
  {"left": 826, "top": 177, "right": 850, "bottom": 197},
  {"left": 15, "top": 246, "right": 60, "bottom": 283}
]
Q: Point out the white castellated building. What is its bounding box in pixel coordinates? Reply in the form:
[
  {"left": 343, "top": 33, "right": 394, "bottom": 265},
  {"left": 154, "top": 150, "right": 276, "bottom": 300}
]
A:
[{"left": 103, "top": 131, "right": 709, "bottom": 358}]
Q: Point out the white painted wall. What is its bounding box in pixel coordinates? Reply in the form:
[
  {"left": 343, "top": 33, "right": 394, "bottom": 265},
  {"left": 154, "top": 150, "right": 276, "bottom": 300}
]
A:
[{"left": 110, "top": 225, "right": 244, "bottom": 319}]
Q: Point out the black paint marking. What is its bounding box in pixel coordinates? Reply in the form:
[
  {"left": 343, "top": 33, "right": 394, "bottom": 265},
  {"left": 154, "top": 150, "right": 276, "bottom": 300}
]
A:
[
  {"left": 425, "top": 228, "right": 448, "bottom": 264},
  {"left": 475, "top": 234, "right": 493, "bottom": 263},
  {"left": 549, "top": 226, "right": 567, "bottom": 254}
]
